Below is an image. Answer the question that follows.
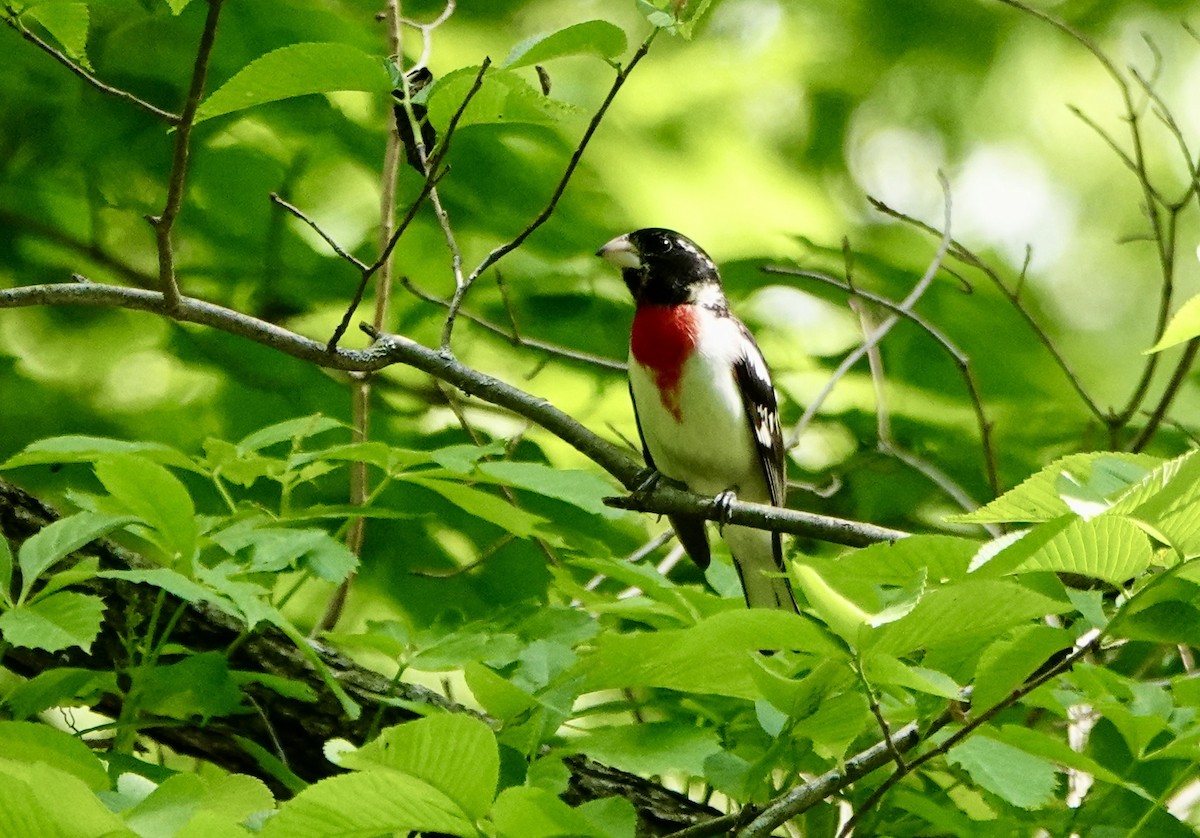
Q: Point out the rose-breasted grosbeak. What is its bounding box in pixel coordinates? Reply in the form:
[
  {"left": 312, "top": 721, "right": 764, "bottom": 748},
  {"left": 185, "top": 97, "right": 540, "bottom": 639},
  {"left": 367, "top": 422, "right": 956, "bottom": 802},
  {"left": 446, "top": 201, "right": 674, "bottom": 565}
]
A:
[{"left": 598, "top": 228, "right": 798, "bottom": 612}]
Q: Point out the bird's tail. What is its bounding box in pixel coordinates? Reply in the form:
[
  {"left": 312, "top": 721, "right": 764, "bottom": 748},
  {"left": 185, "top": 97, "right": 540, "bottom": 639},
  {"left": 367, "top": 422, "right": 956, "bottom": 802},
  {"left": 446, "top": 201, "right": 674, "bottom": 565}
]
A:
[{"left": 725, "top": 525, "right": 798, "bottom": 613}]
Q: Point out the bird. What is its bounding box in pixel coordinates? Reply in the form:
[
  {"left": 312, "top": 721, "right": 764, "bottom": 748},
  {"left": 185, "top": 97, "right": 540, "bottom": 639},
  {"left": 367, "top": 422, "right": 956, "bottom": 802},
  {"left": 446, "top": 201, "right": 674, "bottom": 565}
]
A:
[{"left": 597, "top": 228, "right": 799, "bottom": 612}]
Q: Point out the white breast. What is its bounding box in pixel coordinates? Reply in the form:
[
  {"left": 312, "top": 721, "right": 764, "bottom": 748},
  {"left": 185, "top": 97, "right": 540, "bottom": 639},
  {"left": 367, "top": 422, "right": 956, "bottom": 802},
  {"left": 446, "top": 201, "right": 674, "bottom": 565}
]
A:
[{"left": 629, "top": 315, "right": 769, "bottom": 502}]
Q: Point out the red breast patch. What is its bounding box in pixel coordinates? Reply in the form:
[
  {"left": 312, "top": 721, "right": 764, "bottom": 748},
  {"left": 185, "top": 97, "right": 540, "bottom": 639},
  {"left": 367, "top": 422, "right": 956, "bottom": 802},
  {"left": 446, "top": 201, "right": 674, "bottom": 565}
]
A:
[{"left": 631, "top": 304, "right": 699, "bottom": 422}]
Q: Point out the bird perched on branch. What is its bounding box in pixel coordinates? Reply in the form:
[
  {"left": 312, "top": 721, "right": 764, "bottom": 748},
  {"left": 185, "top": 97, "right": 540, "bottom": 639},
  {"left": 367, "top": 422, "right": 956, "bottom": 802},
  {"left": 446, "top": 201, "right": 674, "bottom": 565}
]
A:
[{"left": 598, "top": 228, "right": 798, "bottom": 612}]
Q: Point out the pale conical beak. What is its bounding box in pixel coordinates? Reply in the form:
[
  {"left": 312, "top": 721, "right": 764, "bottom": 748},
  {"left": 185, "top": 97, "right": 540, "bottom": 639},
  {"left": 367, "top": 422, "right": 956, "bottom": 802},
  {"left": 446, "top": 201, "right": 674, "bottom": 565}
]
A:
[{"left": 596, "top": 235, "right": 643, "bottom": 269}]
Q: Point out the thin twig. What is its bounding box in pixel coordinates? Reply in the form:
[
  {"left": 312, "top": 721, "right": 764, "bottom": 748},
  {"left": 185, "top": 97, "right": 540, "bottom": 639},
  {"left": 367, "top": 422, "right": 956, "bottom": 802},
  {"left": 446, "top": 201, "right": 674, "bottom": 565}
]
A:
[
  {"left": 1130, "top": 338, "right": 1200, "bottom": 452},
  {"left": 148, "top": 0, "right": 225, "bottom": 311},
  {"left": 400, "top": 0, "right": 455, "bottom": 73},
  {"left": 2, "top": 6, "right": 179, "bottom": 123},
  {"left": 440, "top": 29, "right": 660, "bottom": 350},
  {"left": 268, "top": 194, "right": 368, "bottom": 271},
  {"left": 401, "top": 277, "right": 626, "bottom": 371},
  {"left": 868, "top": 197, "right": 1107, "bottom": 423}
]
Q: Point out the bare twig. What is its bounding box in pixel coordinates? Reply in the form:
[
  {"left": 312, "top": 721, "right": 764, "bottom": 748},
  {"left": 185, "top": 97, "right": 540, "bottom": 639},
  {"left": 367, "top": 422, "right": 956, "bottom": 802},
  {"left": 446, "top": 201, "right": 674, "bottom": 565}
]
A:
[
  {"left": 2, "top": 6, "right": 179, "bottom": 123},
  {"left": 868, "top": 197, "right": 1108, "bottom": 423},
  {"left": 269, "top": 193, "right": 369, "bottom": 271},
  {"left": 401, "top": 277, "right": 626, "bottom": 371},
  {"left": 1130, "top": 338, "right": 1200, "bottom": 452},
  {"left": 440, "top": 29, "right": 660, "bottom": 350},
  {"left": 148, "top": 0, "right": 225, "bottom": 311},
  {"left": 400, "top": 0, "right": 456, "bottom": 73}
]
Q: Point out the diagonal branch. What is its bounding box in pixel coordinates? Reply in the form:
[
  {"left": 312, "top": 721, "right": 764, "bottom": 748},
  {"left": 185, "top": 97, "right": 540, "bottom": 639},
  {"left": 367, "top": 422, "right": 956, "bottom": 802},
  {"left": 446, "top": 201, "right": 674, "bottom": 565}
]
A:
[{"left": 2, "top": 6, "right": 180, "bottom": 123}]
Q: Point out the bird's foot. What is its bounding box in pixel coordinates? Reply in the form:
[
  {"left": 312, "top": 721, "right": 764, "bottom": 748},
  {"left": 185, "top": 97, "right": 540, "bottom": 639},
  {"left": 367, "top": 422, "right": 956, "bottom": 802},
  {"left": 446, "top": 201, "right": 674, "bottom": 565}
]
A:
[
  {"left": 712, "top": 489, "right": 738, "bottom": 533},
  {"left": 630, "top": 468, "right": 662, "bottom": 503}
]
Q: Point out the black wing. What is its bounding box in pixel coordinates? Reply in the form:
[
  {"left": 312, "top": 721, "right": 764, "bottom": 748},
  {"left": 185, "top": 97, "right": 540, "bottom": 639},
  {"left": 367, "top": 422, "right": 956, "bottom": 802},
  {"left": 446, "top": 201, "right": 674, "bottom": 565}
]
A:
[
  {"left": 731, "top": 322, "right": 786, "bottom": 507},
  {"left": 628, "top": 381, "right": 712, "bottom": 569}
]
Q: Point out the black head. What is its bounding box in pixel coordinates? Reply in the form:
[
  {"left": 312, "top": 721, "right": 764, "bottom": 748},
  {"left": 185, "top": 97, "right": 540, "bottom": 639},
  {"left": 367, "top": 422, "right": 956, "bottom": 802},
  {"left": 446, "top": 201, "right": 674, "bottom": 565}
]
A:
[{"left": 596, "top": 228, "right": 722, "bottom": 306}]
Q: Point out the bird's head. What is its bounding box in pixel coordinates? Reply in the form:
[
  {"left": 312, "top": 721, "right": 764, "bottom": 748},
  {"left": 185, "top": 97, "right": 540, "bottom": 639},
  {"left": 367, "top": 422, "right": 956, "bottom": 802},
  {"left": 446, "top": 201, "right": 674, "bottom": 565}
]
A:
[{"left": 597, "top": 228, "right": 722, "bottom": 306}]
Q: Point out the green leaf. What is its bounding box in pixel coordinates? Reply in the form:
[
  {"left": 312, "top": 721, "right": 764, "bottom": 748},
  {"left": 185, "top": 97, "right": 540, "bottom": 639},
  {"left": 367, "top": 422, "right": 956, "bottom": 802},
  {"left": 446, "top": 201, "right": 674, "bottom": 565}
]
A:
[
  {"left": 951, "top": 453, "right": 1160, "bottom": 524},
  {"left": 571, "top": 722, "right": 721, "bottom": 777},
  {"left": 0, "top": 591, "right": 105, "bottom": 652},
  {"left": 406, "top": 476, "right": 548, "bottom": 537},
  {"left": 23, "top": 3, "right": 89, "bottom": 65},
  {"left": 993, "top": 724, "right": 1154, "bottom": 800},
  {"left": 424, "top": 67, "right": 572, "bottom": 133},
  {"left": 17, "top": 511, "right": 134, "bottom": 603},
  {"left": 636, "top": 0, "right": 718, "bottom": 38},
  {"left": 491, "top": 786, "right": 635, "bottom": 838},
  {"left": 972, "top": 625, "right": 1075, "bottom": 710},
  {"left": 872, "top": 580, "right": 1069, "bottom": 657},
  {"left": 580, "top": 610, "right": 844, "bottom": 699},
  {"left": 0, "top": 757, "right": 128, "bottom": 837},
  {"left": 163, "top": 0, "right": 192, "bottom": 13},
  {"left": 0, "top": 524, "right": 13, "bottom": 606},
  {"left": 0, "top": 721, "right": 110, "bottom": 791},
  {"left": 98, "top": 568, "right": 240, "bottom": 618},
  {"left": 345, "top": 714, "right": 499, "bottom": 820},
  {"left": 1146, "top": 293, "right": 1200, "bottom": 353},
  {"left": 946, "top": 733, "right": 1058, "bottom": 809},
  {"left": 138, "top": 652, "right": 244, "bottom": 721},
  {"left": 862, "top": 653, "right": 962, "bottom": 699},
  {"left": 95, "top": 454, "right": 197, "bottom": 564},
  {"left": 975, "top": 516, "right": 1154, "bottom": 584},
  {"left": 237, "top": 414, "right": 344, "bottom": 452},
  {"left": 1114, "top": 451, "right": 1200, "bottom": 557},
  {"left": 0, "top": 435, "right": 199, "bottom": 472},
  {"left": 825, "top": 534, "right": 976, "bottom": 587},
  {"left": 3, "top": 667, "right": 118, "bottom": 720},
  {"left": 503, "top": 21, "right": 627, "bottom": 68},
  {"left": 211, "top": 522, "right": 357, "bottom": 582},
  {"left": 122, "top": 771, "right": 273, "bottom": 836},
  {"left": 259, "top": 770, "right": 475, "bottom": 838},
  {"left": 197, "top": 44, "right": 392, "bottom": 123},
  {"left": 474, "top": 461, "right": 618, "bottom": 516}
]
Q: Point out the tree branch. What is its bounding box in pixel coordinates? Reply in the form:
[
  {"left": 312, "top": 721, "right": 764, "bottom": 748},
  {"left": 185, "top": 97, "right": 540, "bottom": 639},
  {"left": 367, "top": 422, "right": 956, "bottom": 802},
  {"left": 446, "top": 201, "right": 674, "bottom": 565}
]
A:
[
  {"left": 2, "top": 6, "right": 180, "bottom": 123},
  {"left": 148, "top": 0, "right": 225, "bottom": 311},
  {"left": 0, "top": 281, "right": 904, "bottom": 548}
]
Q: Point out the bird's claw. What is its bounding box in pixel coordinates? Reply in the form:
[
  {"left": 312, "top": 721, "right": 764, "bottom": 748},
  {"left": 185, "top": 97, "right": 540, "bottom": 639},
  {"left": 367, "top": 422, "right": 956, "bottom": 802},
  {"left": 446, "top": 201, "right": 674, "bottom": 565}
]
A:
[
  {"left": 712, "top": 489, "right": 737, "bottom": 532},
  {"left": 631, "top": 468, "right": 662, "bottom": 503}
]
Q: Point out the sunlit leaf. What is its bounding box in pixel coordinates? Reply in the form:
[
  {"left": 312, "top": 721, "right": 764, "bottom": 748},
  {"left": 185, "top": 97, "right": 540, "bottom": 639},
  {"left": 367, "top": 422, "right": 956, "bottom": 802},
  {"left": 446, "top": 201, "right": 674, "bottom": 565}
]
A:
[
  {"left": 0, "top": 591, "right": 105, "bottom": 653},
  {"left": 95, "top": 454, "right": 197, "bottom": 564},
  {"left": 197, "top": 43, "right": 391, "bottom": 123},
  {"left": 1146, "top": 293, "right": 1200, "bottom": 353},
  {"left": 22, "top": 3, "right": 89, "bottom": 64},
  {"left": 0, "top": 435, "right": 199, "bottom": 472},
  {"left": 971, "top": 625, "right": 1074, "bottom": 709},
  {"left": 946, "top": 734, "right": 1058, "bottom": 809},
  {"left": 503, "top": 21, "right": 627, "bottom": 68},
  {"left": 16, "top": 511, "right": 133, "bottom": 602}
]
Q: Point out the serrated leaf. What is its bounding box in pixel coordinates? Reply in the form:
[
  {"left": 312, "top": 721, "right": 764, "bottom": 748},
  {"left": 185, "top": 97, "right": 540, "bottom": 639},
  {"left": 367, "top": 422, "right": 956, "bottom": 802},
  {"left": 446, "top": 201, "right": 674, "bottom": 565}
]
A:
[
  {"left": 17, "top": 511, "right": 134, "bottom": 603},
  {"left": 0, "top": 435, "right": 200, "bottom": 472},
  {"left": 572, "top": 722, "right": 721, "bottom": 777},
  {"left": 237, "top": 414, "right": 344, "bottom": 453},
  {"left": 972, "top": 625, "right": 1074, "bottom": 709},
  {"left": 211, "top": 522, "right": 357, "bottom": 581},
  {"left": 99, "top": 567, "right": 240, "bottom": 618},
  {"left": 976, "top": 516, "right": 1153, "bottom": 584},
  {"left": 345, "top": 715, "right": 499, "bottom": 819},
  {"left": 474, "top": 461, "right": 617, "bottom": 516},
  {"left": 580, "top": 610, "right": 844, "bottom": 699},
  {"left": 95, "top": 454, "right": 197, "bottom": 564},
  {"left": 138, "top": 652, "right": 243, "bottom": 721},
  {"left": 259, "top": 770, "right": 474, "bottom": 838},
  {"left": 872, "top": 580, "right": 1069, "bottom": 657},
  {"left": 197, "top": 44, "right": 391, "bottom": 123},
  {"left": 826, "top": 534, "right": 976, "bottom": 587},
  {"left": 405, "top": 476, "right": 548, "bottom": 537},
  {"left": 946, "top": 734, "right": 1058, "bottom": 809},
  {"left": 951, "top": 453, "right": 1160, "bottom": 525},
  {"left": 1146, "top": 293, "right": 1200, "bottom": 353},
  {"left": 503, "top": 20, "right": 627, "bottom": 68},
  {"left": 3, "top": 667, "right": 118, "bottom": 720},
  {"left": 0, "top": 591, "right": 105, "bottom": 652},
  {"left": 0, "top": 721, "right": 109, "bottom": 791},
  {"left": 993, "top": 724, "right": 1154, "bottom": 800}
]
